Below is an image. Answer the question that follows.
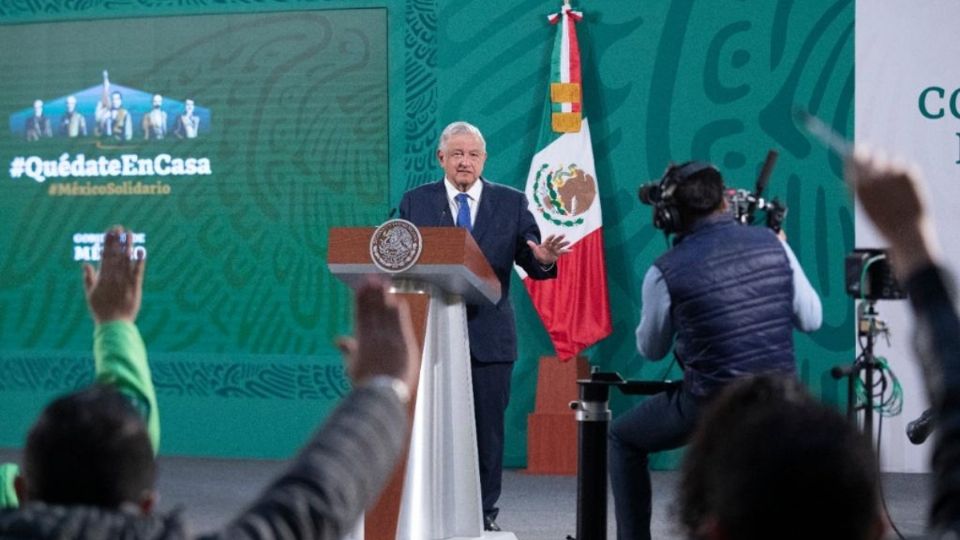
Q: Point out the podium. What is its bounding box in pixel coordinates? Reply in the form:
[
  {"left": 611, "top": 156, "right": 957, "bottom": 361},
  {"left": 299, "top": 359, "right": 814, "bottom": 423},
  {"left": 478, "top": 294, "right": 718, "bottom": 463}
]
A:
[{"left": 328, "top": 225, "right": 515, "bottom": 540}]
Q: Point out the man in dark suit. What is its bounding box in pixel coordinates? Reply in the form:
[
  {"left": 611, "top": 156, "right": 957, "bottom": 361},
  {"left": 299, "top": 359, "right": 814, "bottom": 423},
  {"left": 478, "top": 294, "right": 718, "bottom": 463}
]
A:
[{"left": 399, "top": 120, "right": 570, "bottom": 531}]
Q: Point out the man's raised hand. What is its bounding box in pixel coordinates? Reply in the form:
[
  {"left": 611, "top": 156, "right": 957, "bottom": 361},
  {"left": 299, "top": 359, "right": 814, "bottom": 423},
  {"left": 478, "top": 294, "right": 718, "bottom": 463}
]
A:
[{"left": 82, "top": 226, "right": 145, "bottom": 324}]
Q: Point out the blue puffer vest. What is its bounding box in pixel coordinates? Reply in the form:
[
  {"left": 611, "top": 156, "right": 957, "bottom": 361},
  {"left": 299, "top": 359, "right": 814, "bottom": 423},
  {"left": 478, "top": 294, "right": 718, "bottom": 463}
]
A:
[{"left": 654, "top": 215, "right": 795, "bottom": 397}]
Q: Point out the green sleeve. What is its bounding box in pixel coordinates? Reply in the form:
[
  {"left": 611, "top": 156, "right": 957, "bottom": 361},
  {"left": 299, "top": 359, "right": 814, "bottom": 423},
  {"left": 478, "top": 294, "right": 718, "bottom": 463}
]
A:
[
  {"left": 0, "top": 463, "right": 19, "bottom": 509},
  {"left": 94, "top": 321, "right": 160, "bottom": 454}
]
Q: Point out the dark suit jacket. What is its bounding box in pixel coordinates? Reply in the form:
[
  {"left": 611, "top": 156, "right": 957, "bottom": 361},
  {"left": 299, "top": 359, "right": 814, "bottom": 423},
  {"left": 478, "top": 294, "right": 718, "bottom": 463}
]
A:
[{"left": 399, "top": 178, "right": 557, "bottom": 364}]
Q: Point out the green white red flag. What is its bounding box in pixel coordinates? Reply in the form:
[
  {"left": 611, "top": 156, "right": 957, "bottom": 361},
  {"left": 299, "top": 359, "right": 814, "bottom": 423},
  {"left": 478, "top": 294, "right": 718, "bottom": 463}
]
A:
[{"left": 516, "top": 2, "right": 612, "bottom": 360}]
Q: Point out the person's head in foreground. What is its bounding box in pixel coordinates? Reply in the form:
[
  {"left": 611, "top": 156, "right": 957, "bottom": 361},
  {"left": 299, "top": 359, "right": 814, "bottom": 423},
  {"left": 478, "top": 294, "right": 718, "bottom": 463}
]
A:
[
  {"left": 17, "top": 384, "right": 157, "bottom": 513},
  {"left": 678, "top": 375, "right": 886, "bottom": 540}
]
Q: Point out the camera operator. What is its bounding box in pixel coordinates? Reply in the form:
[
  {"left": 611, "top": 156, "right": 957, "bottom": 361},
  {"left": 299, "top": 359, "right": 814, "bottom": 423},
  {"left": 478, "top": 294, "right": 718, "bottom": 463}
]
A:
[{"left": 609, "top": 161, "right": 822, "bottom": 540}]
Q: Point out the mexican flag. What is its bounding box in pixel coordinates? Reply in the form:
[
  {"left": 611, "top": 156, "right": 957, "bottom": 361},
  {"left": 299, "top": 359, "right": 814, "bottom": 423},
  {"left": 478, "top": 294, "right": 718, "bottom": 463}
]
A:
[{"left": 516, "top": 2, "right": 612, "bottom": 360}]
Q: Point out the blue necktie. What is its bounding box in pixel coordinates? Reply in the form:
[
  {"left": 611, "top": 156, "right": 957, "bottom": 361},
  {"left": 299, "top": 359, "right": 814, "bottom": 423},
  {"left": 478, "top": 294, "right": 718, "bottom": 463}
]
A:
[{"left": 455, "top": 193, "right": 472, "bottom": 232}]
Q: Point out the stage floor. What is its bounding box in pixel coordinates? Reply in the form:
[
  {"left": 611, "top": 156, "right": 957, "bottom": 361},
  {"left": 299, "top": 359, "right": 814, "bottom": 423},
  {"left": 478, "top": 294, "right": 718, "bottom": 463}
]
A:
[{"left": 0, "top": 448, "right": 931, "bottom": 539}]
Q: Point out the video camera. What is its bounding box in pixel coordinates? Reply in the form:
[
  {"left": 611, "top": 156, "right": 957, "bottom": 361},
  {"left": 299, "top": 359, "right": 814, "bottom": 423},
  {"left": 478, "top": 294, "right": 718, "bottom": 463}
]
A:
[
  {"left": 844, "top": 248, "right": 906, "bottom": 300},
  {"left": 638, "top": 150, "right": 787, "bottom": 234}
]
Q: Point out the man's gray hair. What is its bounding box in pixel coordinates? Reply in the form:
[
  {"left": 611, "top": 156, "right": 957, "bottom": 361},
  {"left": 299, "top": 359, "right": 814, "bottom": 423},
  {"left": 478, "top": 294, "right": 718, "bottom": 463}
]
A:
[{"left": 438, "top": 121, "right": 486, "bottom": 153}]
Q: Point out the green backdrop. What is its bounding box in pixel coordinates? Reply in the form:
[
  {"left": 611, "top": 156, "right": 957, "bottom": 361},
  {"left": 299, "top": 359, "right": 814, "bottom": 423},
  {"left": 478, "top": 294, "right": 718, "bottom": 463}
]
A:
[{"left": 0, "top": 0, "right": 854, "bottom": 469}]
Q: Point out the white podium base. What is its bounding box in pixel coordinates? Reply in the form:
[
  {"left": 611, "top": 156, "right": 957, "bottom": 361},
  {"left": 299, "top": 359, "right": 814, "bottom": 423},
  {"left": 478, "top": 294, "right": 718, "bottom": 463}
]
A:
[
  {"left": 447, "top": 532, "right": 519, "bottom": 540},
  {"left": 397, "top": 292, "right": 485, "bottom": 540}
]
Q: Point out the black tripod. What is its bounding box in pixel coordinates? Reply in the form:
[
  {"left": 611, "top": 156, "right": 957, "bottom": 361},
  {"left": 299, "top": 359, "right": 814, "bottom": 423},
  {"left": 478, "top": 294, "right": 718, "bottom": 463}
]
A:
[
  {"left": 831, "top": 299, "right": 889, "bottom": 440},
  {"left": 568, "top": 369, "right": 681, "bottom": 540}
]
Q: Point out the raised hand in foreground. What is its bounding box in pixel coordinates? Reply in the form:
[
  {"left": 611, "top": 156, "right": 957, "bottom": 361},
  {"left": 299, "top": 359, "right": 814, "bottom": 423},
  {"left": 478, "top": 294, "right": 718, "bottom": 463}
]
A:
[
  {"left": 82, "top": 226, "right": 145, "bottom": 324},
  {"left": 846, "top": 148, "right": 940, "bottom": 280},
  {"left": 337, "top": 278, "right": 419, "bottom": 394}
]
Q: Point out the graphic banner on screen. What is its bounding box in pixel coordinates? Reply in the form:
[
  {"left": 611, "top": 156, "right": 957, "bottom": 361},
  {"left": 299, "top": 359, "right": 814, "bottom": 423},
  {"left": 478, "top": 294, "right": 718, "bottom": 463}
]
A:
[
  {"left": 0, "top": 8, "right": 389, "bottom": 455},
  {"left": 9, "top": 72, "right": 213, "bottom": 186}
]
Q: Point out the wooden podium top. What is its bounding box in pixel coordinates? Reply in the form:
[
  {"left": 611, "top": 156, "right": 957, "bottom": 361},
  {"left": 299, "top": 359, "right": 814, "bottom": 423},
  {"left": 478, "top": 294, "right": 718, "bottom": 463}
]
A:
[{"left": 327, "top": 226, "right": 501, "bottom": 305}]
